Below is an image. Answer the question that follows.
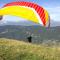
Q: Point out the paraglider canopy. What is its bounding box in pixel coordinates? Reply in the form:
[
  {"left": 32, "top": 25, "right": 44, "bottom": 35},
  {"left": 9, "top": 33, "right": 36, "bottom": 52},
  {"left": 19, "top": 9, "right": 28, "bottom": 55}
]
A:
[{"left": 0, "top": 2, "right": 50, "bottom": 27}]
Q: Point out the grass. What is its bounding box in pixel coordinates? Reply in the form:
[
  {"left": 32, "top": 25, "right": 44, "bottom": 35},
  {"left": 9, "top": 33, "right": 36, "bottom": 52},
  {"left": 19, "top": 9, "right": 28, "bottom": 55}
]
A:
[{"left": 0, "top": 38, "right": 60, "bottom": 60}]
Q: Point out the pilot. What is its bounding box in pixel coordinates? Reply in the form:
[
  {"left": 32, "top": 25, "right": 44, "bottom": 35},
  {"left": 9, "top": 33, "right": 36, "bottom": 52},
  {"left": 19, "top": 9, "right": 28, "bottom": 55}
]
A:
[{"left": 27, "top": 35, "right": 32, "bottom": 43}]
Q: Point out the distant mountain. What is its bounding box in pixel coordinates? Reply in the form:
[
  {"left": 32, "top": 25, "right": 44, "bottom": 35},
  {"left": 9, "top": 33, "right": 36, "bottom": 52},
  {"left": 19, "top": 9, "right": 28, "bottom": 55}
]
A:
[
  {"left": 50, "top": 20, "right": 60, "bottom": 27},
  {"left": 0, "top": 19, "right": 60, "bottom": 27},
  {"left": 0, "top": 25, "right": 60, "bottom": 45},
  {"left": 0, "top": 21, "right": 40, "bottom": 26}
]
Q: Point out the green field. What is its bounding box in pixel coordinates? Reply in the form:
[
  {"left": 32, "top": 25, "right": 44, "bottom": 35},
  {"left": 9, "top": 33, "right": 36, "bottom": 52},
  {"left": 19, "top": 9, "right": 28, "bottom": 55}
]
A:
[{"left": 0, "top": 38, "right": 60, "bottom": 60}]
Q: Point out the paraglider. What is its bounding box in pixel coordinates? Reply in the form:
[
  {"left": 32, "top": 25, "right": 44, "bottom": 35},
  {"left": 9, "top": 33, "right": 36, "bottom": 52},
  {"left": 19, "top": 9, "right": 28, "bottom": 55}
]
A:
[{"left": 0, "top": 2, "right": 50, "bottom": 27}]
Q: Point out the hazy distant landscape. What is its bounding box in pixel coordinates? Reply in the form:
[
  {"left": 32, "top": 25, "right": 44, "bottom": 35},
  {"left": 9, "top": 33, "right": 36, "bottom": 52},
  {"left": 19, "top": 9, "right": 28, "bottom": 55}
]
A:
[{"left": 0, "top": 25, "right": 60, "bottom": 45}]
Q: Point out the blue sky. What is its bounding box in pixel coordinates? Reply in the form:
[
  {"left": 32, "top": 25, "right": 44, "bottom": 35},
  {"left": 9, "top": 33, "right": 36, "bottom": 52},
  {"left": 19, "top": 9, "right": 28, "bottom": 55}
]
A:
[{"left": 0, "top": 0, "right": 60, "bottom": 24}]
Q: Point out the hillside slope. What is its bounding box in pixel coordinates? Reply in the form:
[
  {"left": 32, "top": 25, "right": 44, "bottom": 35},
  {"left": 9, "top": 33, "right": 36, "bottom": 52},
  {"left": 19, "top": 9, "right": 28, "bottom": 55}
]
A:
[{"left": 0, "top": 38, "right": 60, "bottom": 60}]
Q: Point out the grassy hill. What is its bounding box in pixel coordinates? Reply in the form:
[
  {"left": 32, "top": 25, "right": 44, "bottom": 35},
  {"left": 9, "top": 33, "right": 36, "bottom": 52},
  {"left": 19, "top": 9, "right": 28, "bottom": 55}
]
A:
[{"left": 0, "top": 38, "right": 60, "bottom": 60}]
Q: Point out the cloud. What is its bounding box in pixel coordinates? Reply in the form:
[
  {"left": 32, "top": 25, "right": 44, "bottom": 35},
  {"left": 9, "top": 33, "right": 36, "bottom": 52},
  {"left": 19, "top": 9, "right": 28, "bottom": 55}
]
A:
[
  {"left": 0, "top": 15, "right": 38, "bottom": 26},
  {"left": 3, "top": 15, "right": 28, "bottom": 22},
  {"left": 46, "top": 6, "right": 60, "bottom": 21}
]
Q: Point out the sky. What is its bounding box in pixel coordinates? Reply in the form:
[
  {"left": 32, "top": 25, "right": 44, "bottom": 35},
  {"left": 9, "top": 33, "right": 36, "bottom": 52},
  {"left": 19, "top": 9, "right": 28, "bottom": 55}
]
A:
[{"left": 0, "top": 0, "right": 60, "bottom": 24}]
